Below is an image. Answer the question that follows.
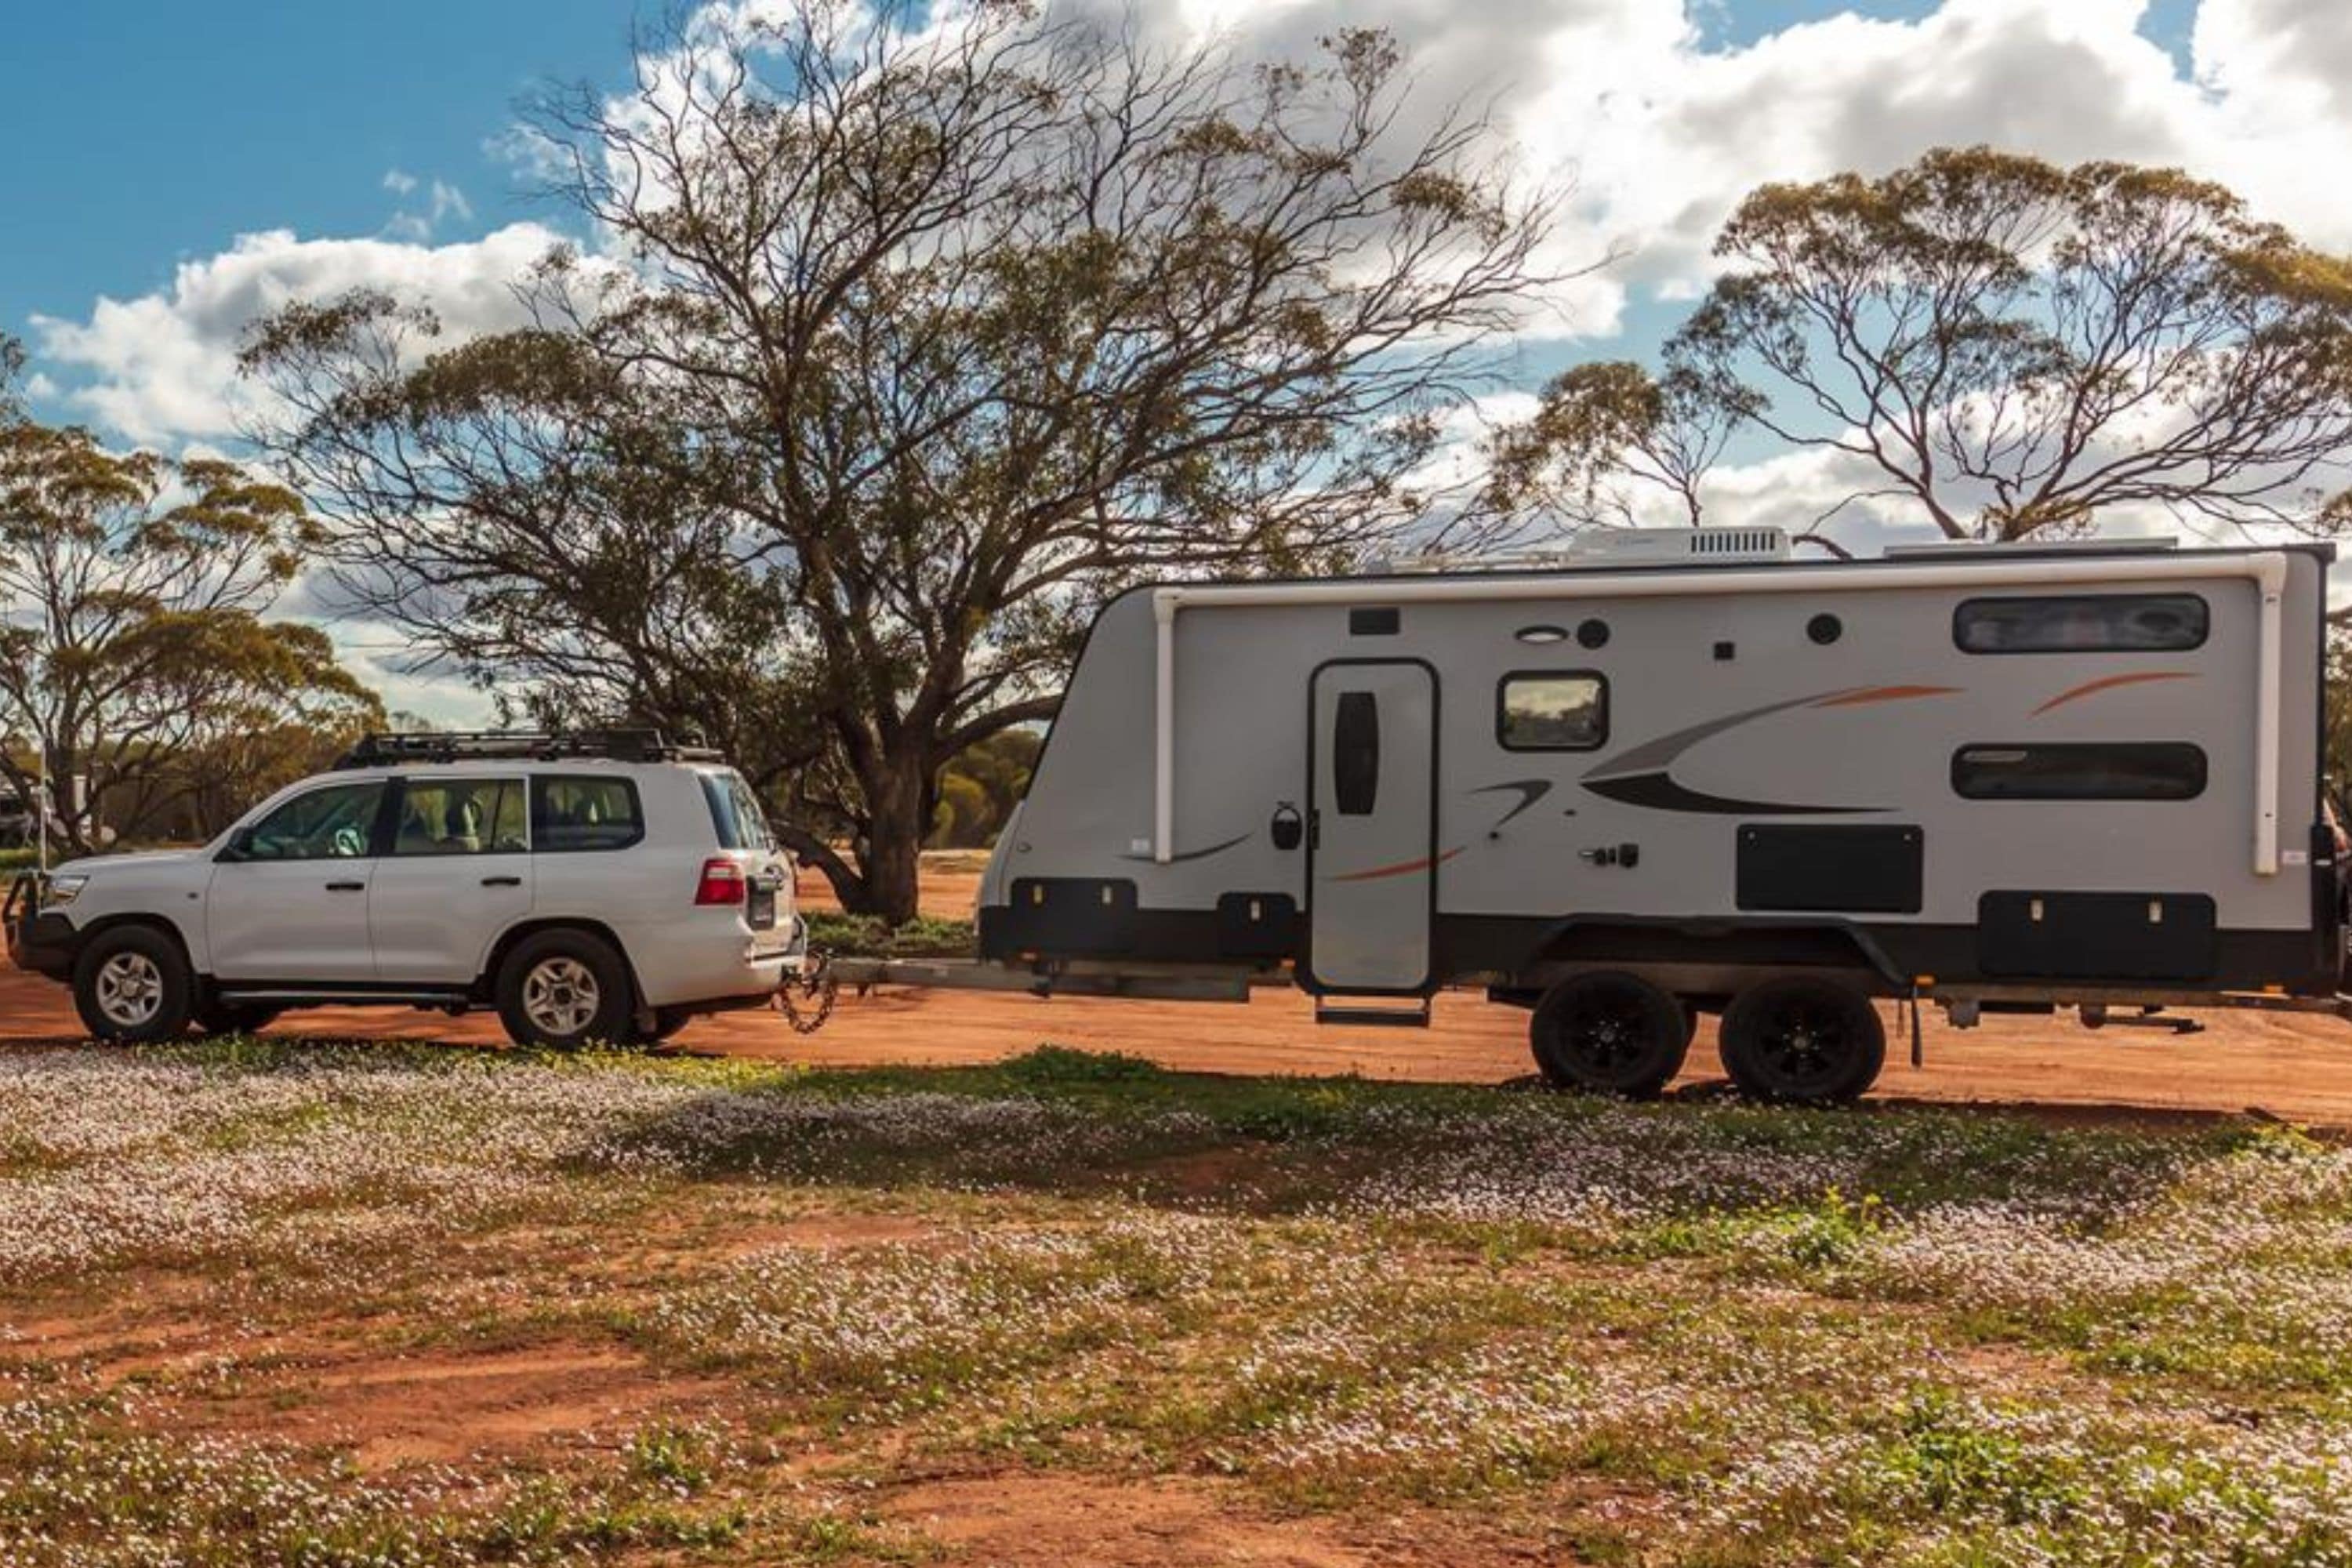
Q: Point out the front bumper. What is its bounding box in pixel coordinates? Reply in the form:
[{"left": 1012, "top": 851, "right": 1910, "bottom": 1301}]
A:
[{"left": 3, "top": 877, "right": 77, "bottom": 982}]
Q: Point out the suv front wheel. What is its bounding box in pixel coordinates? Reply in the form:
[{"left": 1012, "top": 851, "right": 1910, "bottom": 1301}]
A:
[
  {"left": 73, "top": 925, "right": 195, "bottom": 1044},
  {"left": 495, "top": 929, "right": 635, "bottom": 1049}
]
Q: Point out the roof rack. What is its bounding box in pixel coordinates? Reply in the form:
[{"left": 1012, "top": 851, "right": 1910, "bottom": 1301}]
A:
[{"left": 332, "top": 729, "right": 723, "bottom": 770}]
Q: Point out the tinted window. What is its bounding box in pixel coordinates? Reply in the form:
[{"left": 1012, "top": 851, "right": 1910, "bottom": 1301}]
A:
[
  {"left": 393, "top": 779, "right": 527, "bottom": 855},
  {"left": 1955, "top": 594, "right": 2208, "bottom": 654},
  {"left": 1499, "top": 673, "right": 1607, "bottom": 751},
  {"left": 238, "top": 782, "right": 387, "bottom": 861},
  {"left": 699, "top": 770, "right": 775, "bottom": 851},
  {"left": 532, "top": 775, "right": 645, "bottom": 851},
  {"left": 1331, "top": 691, "right": 1381, "bottom": 816},
  {"left": 1952, "top": 743, "right": 2207, "bottom": 800}
]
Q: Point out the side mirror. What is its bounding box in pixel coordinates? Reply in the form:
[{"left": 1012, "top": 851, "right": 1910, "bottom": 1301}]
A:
[{"left": 219, "top": 826, "right": 256, "bottom": 863}]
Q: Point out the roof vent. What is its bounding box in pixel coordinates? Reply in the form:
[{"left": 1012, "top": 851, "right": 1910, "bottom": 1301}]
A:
[{"left": 1566, "top": 526, "right": 1791, "bottom": 568}]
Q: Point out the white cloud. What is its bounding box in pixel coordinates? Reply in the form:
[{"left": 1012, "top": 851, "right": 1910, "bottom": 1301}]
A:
[
  {"left": 1126, "top": 0, "right": 2352, "bottom": 320},
  {"left": 31, "top": 223, "right": 566, "bottom": 445},
  {"left": 34, "top": 0, "right": 2352, "bottom": 448},
  {"left": 382, "top": 172, "right": 476, "bottom": 242}
]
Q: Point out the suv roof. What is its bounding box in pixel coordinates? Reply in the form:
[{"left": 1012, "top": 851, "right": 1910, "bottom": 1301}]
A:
[{"left": 331, "top": 730, "right": 724, "bottom": 771}]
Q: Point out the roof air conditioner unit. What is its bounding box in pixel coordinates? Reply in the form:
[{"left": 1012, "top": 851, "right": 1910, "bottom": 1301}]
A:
[{"left": 1566, "top": 526, "right": 1791, "bottom": 568}]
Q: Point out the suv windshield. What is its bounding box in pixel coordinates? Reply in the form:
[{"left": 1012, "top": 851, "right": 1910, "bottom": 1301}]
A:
[{"left": 700, "top": 769, "right": 776, "bottom": 851}]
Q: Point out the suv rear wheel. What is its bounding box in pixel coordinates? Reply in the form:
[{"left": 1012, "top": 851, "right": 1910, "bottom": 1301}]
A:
[
  {"left": 495, "top": 929, "right": 635, "bottom": 1049},
  {"left": 73, "top": 926, "right": 195, "bottom": 1044}
]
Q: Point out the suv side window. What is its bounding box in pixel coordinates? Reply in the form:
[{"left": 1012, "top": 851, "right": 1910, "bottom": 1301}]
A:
[
  {"left": 532, "top": 775, "right": 645, "bottom": 852},
  {"left": 236, "top": 782, "right": 388, "bottom": 862},
  {"left": 393, "top": 779, "right": 528, "bottom": 855}
]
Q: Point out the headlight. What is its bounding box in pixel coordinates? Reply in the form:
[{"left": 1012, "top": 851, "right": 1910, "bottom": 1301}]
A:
[{"left": 42, "top": 875, "right": 89, "bottom": 907}]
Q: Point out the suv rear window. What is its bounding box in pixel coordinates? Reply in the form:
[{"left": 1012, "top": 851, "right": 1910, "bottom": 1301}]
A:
[
  {"left": 532, "top": 775, "right": 644, "bottom": 852},
  {"left": 699, "top": 770, "right": 776, "bottom": 851}
]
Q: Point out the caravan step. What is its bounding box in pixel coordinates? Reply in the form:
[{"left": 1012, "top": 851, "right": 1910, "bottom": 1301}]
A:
[{"left": 1313, "top": 1000, "right": 1432, "bottom": 1029}]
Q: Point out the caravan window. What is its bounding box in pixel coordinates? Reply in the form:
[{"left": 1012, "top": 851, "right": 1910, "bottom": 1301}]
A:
[
  {"left": 1953, "top": 594, "right": 2208, "bottom": 654},
  {"left": 1331, "top": 691, "right": 1381, "bottom": 815},
  {"left": 1951, "top": 743, "right": 2207, "bottom": 800},
  {"left": 1498, "top": 673, "right": 1608, "bottom": 751}
]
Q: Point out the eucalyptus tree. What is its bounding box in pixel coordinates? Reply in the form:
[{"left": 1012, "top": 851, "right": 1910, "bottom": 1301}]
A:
[
  {"left": 1489, "top": 147, "right": 2352, "bottom": 548},
  {"left": 246, "top": 2, "right": 1564, "bottom": 920},
  {"left": 0, "top": 365, "right": 376, "bottom": 849}
]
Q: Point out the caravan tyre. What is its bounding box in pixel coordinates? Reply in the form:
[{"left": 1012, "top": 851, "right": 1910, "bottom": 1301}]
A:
[
  {"left": 1530, "top": 971, "right": 1690, "bottom": 1099},
  {"left": 1719, "top": 978, "right": 1886, "bottom": 1106}
]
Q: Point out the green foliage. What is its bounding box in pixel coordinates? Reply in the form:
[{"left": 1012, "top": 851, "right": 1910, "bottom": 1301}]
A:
[
  {"left": 928, "top": 728, "right": 1039, "bottom": 848},
  {"left": 0, "top": 409, "right": 379, "bottom": 848},
  {"left": 1486, "top": 146, "right": 2352, "bottom": 549},
  {"left": 802, "top": 912, "right": 975, "bottom": 958},
  {"left": 996, "top": 1044, "right": 1168, "bottom": 1087}
]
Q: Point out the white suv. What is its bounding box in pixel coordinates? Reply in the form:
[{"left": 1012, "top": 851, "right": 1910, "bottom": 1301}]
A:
[{"left": 3, "top": 731, "right": 805, "bottom": 1047}]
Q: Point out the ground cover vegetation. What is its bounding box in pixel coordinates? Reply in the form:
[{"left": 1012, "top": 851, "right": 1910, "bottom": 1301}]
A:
[{"left": 3, "top": 1040, "right": 2350, "bottom": 1565}]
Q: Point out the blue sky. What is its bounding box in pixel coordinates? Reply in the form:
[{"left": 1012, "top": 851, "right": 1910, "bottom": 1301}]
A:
[
  {"left": 0, "top": 2, "right": 620, "bottom": 332},
  {"left": 3, "top": 0, "right": 2343, "bottom": 713},
  {"left": 1, "top": 0, "right": 2231, "bottom": 412}
]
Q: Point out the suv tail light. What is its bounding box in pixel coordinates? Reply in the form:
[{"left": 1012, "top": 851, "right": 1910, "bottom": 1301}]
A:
[{"left": 694, "top": 858, "right": 747, "bottom": 906}]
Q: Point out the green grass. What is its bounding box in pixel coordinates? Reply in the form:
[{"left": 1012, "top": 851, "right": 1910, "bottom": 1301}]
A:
[
  {"left": 3, "top": 1042, "right": 2350, "bottom": 1565},
  {"left": 803, "top": 911, "right": 975, "bottom": 958}
]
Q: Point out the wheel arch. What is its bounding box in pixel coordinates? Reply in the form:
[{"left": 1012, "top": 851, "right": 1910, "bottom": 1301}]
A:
[
  {"left": 73, "top": 912, "right": 200, "bottom": 972},
  {"left": 477, "top": 917, "right": 648, "bottom": 1019},
  {"left": 1511, "top": 916, "right": 1907, "bottom": 995}
]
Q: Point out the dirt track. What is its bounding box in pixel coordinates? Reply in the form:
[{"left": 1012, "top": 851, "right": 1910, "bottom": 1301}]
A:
[{"left": 9, "top": 864, "right": 2352, "bottom": 1125}]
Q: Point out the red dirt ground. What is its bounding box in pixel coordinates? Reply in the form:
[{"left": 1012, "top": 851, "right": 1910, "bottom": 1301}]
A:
[{"left": 9, "top": 863, "right": 2352, "bottom": 1125}]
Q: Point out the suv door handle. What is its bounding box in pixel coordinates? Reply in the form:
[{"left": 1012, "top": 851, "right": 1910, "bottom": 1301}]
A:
[
  {"left": 480, "top": 875, "right": 522, "bottom": 887},
  {"left": 324, "top": 880, "right": 365, "bottom": 892}
]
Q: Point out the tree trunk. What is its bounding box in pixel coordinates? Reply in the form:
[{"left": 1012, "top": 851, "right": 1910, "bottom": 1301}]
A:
[
  {"left": 855, "top": 751, "right": 931, "bottom": 926},
  {"left": 45, "top": 745, "right": 91, "bottom": 856}
]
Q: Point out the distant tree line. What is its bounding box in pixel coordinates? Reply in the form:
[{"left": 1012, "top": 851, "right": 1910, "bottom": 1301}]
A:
[{"left": 0, "top": 338, "right": 379, "bottom": 851}]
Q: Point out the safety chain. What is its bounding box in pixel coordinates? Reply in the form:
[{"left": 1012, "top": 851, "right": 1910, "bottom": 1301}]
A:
[{"left": 777, "top": 949, "right": 839, "bottom": 1034}]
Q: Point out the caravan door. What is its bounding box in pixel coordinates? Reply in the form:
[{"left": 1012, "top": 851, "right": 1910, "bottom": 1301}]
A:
[{"left": 1306, "top": 661, "right": 1437, "bottom": 993}]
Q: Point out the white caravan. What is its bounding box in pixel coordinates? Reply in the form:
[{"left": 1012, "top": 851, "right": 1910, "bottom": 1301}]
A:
[{"left": 949, "top": 530, "right": 2347, "bottom": 1104}]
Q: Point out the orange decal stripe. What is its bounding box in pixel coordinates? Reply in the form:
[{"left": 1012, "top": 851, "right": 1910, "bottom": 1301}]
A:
[
  {"left": 1327, "top": 846, "right": 1465, "bottom": 883},
  {"left": 2031, "top": 670, "right": 2195, "bottom": 715},
  {"left": 1809, "top": 684, "right": 1963, "bottom": 708}
]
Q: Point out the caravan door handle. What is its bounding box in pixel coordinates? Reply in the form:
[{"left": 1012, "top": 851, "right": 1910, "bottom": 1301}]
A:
[
  {"left": 323, "top": 880, "right": 365, "bottom": 892},
  {"left": 480, "top": 875, "right": 522, "bottom": 888}
]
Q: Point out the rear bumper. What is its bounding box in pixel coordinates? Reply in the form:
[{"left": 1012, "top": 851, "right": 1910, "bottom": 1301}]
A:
[{"left": 633, "top": 911, "right": 808, "bottom": 1009}]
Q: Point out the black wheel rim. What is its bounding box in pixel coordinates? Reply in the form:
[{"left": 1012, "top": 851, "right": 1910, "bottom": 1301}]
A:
[
  {"left": 1748, "top": 993, "right": 1859, "bottom": 1096},
  {"left": 1549, "top": 985, "right": 1668, "bottom": 1084}
]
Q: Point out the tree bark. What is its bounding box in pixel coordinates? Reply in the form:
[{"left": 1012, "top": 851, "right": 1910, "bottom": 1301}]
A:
[{"left": 852, "top": 750, "right": 932, "bottom": 926}]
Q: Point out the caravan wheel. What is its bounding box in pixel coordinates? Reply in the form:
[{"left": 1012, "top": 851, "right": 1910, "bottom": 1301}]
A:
[
  {"left": 1530, "top": 972, "right": 1690, "bottom": 1099},
  {"left": 1719, "top": 977, "right": 1886, "bottom": 1106}
]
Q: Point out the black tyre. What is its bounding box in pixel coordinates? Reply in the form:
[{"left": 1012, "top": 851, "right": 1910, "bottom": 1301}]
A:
[
  {"left": 1530, "top": 971, "right": 1691, "bottom": 1098},
  {"left": 72, "top": 925, "right": 196, "bottom": 1044},
  {"left": 191, "top": 1000, "right": 282, "bottom": 1038},
  {"left": 1718, "top": 977, "right": 1886, "bottom": 1105},
  {"left": 495, "top": 929, "right": 636, "bottom": 1049}
]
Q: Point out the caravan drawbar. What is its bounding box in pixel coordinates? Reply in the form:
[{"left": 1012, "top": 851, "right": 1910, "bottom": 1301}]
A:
[{"left": 952, "top": 530, "right": 2347, "bottom": 1105}]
